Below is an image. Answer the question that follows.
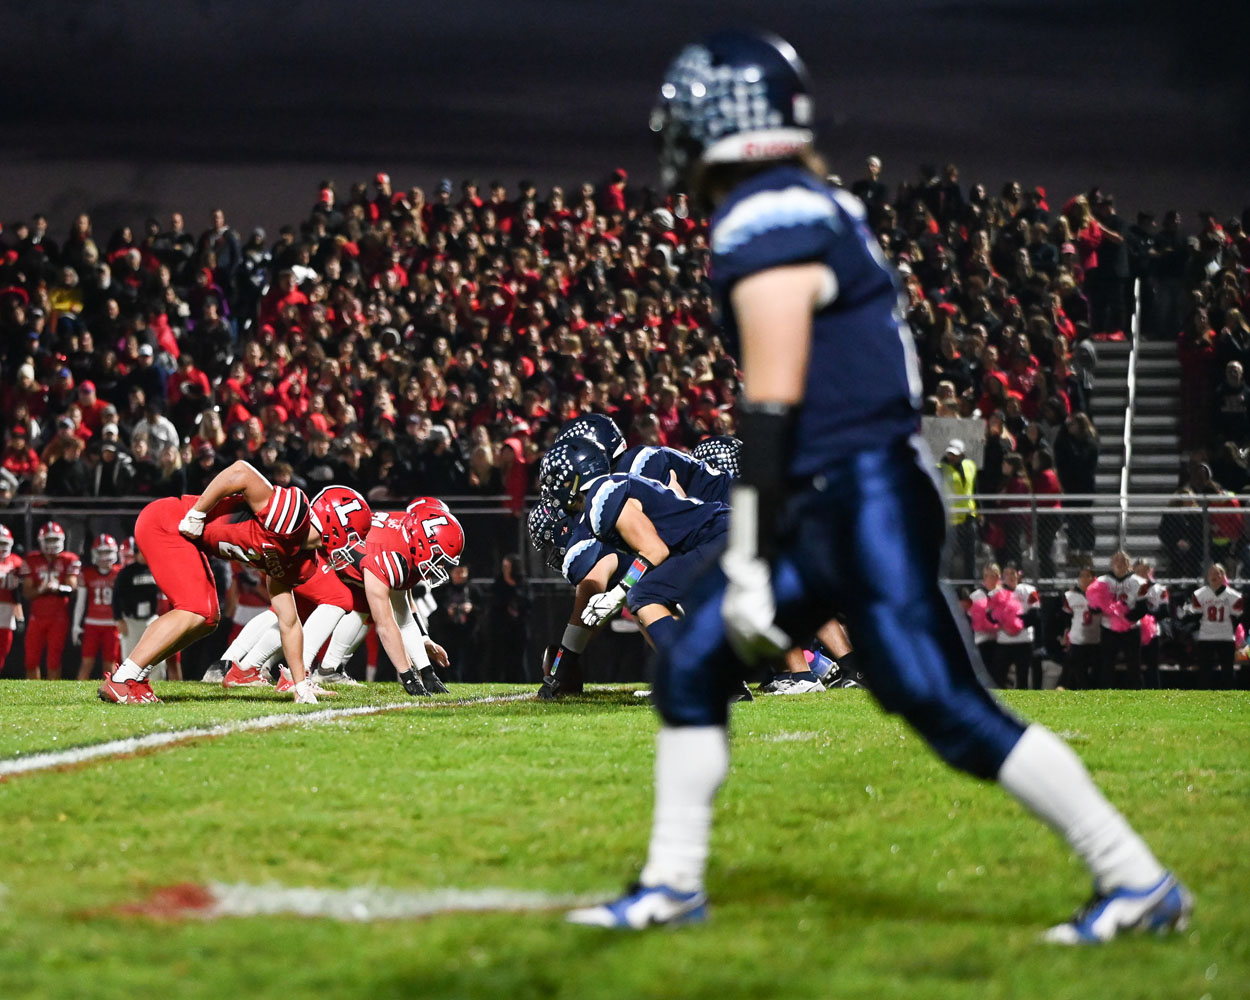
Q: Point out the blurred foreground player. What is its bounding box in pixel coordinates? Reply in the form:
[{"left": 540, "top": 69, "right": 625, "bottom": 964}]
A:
[
  {"left": 571, "top": 31, "right": 1189, "bottom": 941},
  {"left": 98, "top": 461, "right": 324, "bottom": 704}
]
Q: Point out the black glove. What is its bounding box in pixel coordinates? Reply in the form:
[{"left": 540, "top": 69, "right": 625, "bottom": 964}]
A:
[
  {"left": 398, "top": 668, "right": 430, "bottom": 697},
  {"left": 419, "top": 665, "right": 449, "bottom": 695}
]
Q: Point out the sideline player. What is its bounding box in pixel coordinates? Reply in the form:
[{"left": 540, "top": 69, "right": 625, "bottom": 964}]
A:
[
  {"left": 21, "top": 522, "right": 79, "bottom": 680},
  {"left": 570, "top": 31, "right": 1189, "bottom": 941},
  {"left": 73, "top": 534, "right": 122, "bottom": 680},
  {"left": 98, "top": 461, "right": 324, "bottom": 704},
  {"left": 1184, "top": 564, "right": 1242, "bottom": 689},
  {"left": 0, "top": 526, "right": 25, "bottom": 671}
]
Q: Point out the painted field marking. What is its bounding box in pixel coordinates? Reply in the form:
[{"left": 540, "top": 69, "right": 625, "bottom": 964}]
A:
[
  {"left": 0, "top": 692, "right": 535, "bottom": 779},
  {"left": 115, "top": 881, "right": 600, "bottom": 922}
]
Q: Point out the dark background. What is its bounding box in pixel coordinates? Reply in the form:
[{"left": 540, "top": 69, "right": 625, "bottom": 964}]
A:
[{"left": 2, "top": 0, "right": 1245, "bottom": 236}]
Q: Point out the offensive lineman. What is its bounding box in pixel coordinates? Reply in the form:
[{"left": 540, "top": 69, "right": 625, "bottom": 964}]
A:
[{"left": 569, "top": 31, "right": 1189, "bottom": 941}]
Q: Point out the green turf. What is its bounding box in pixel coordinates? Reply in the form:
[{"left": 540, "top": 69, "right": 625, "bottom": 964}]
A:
[{"left": 0, "top": 682, "right": 1245, "bottom": 1000}]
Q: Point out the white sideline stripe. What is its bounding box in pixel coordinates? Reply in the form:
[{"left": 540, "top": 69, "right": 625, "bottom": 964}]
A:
[
  {"left": 0, "top": 692, "right": 535, "bottom": 778},
  {"left": 200, "top": 882, "right": 598, "bottom": 921}
]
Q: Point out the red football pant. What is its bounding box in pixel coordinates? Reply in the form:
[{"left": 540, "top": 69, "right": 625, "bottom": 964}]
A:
[
  {"left": 27, "top": 614, "right": 69, "bottom": 679},
  {"left": 134, "top": 497, "right": 221, "bottom": 624},
  {"left": 0, "top": 628, "right": 13, "bottom": 671},
  {"left": 82, "top": 623, "right": 122, "bottom": 672}
]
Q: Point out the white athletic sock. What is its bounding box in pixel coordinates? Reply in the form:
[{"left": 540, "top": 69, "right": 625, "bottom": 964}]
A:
[
  {"left": 639, "top": 726, "right": 729, "bottom": 893},
  {"left": 997, "top": 725, "right": 1166, "bottom": 892},
  {"left": 113, "top": 658, "right": 142, "bottom": 683},
  {"left": 365, "top": 665, "right": 377, "bottom": 683}
]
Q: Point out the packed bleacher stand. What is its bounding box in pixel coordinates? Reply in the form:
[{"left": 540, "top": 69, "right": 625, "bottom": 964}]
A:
[{"left": 0, "top": 161, "right": 1245, "bottom": 687}]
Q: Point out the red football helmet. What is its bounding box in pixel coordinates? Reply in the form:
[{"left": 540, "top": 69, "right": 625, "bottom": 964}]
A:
[
  {"left": 38, "top": 521, "right": 65, "bottom": 556},
  {"left": 118, "top": 536, "right": 137, "bottom": 566},
  {"left": 92, "top": 533, "right": 119, "bottom": 571},
  {"left": 406, "top": 496, "right": 450, "bottom": 515},
  {"left": 403, "top": 509, "right": 464, "bottom": 588},
  {"left": 310, "top": 486, "right": 373, "bottom": 571},
  {"left": 0, "top": 525, "right": 12, "bottom": 558}
]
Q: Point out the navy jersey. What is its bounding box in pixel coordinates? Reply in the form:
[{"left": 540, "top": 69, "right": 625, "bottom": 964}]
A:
[
  {"left": 584, "top": 474, "right": 727, "bottom": 554},
  {"left": 561, "top": 516, "right": 628, "bottom": 588},
  {"left": 615, "top": 445, "right": 732, "bottom": 505},
  {"left": 710, "top": 164, "right": 921, "bottom": 475}
]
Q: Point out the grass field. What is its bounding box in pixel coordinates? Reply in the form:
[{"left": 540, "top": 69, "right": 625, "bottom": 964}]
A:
[{"left": 0, "top": 681, "right": 1245, "bottom": 1000}]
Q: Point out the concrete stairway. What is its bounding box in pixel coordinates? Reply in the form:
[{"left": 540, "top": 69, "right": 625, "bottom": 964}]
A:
[{"left": 1123, "top": 340, "right": 1182, "bottom": 560}]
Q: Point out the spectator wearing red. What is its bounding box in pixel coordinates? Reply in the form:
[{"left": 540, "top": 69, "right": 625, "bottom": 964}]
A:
[
  {"left": 1178, "top": 306, "right": 1218, "bottom": 450},
  {"left": 3, "top": 426, "right": 40, "bottom": 482}
]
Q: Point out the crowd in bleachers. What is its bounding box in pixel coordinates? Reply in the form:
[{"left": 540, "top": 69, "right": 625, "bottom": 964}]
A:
[{"left": 0, "top": 161, "right": 1241, "bottom": 547}]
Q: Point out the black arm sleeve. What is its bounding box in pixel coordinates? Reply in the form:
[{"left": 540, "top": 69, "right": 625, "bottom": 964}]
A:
[{"left": 736, "top": 401, "right": 798, "bottom": 562}]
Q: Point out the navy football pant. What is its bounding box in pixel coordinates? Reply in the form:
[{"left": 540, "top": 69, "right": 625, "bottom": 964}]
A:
[{"left": 652, "top": 439, "right": 1026, "bottom": 780}]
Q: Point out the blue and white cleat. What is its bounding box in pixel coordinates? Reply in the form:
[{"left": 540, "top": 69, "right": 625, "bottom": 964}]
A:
[
  {"left": 1043, "top": 872, "right": 1192, "bottom": 944},
  {"left": 566, "top": 883, "right": 707, "bottom": 929}
]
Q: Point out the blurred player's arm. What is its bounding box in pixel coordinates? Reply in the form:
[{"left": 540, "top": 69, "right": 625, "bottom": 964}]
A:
[{"left": 721, "top": 262, "right": 827, "bottom": 660}]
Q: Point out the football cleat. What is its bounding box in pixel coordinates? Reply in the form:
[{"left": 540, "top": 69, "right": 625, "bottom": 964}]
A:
[
  {"left": 222, "top": 663, "right": 273, "bottom": 688},
  {"left": 200, "top": 660, "right": 229, "bottom": 684},
  {"left": 567, "top": 883, "right": 707, "bottom": 930},
  {"left": 313, "top": 668, "right": 360, "bottom": 686},
  {"left": 537, "top": 675, "right": 563, "bottom": 701},
  {"left": 398, "top": 669, "right": 430, "bottom": 697},
  {"left": 1043, "top": 872, "right": 1192, "bottom": 944},
  {"left": 97, "top": 673, "right": 161, "bottom": 705},
  {"left": 275, "top": 666, "right": 295, "bottom": 693},
  {"left": 760, "top": 674, "right": 824, "bottom": 695},
  {"left": 729, "top": 680, "right": 754, "bottom": 703},
  {"left": 419, "top": 666, "right": 450, "bottom": 694}
]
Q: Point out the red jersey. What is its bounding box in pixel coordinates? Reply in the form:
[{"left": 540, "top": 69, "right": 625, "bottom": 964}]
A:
[
  {"left": 0, "top": 553, "right": 23, "bottom": 603},
  {"left": 82, "top": 565, "right": 121, "bottom": 625},
  {"left": 362, "top": 514, "right": 422, "bottom": 591},
  {"left": 180, "top": 487, "right": 313, "bottom": 584},
  {"left": 21, "top": 551, "right": 82, "bottom": 616},
  {"left": 292, "top": 553, "right": 357, "bottom": 614}
]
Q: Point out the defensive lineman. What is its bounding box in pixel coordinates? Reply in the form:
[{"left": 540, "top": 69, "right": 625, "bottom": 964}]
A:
[{"left": 570, "top": 31, "right": 1189, "bottom": 941}]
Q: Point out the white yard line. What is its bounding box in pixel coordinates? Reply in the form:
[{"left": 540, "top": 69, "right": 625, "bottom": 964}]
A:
[
  {"left": 0, "top": 692, "right": 535, "bottom": 779},
  {"left": 194, "top": 882, "right": 598, "bottom": 921}
]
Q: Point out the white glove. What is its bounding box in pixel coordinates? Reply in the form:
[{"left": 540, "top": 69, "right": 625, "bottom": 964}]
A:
[
  {"left": 293, "top": 679, "right": 319, "bottom": 705},
  {"left": 581, "top": 584, "right": 629, "bottom": 627},
  {"left": 71, "top": 624, "right": 83, "bottom": 645},
  {"left": 721, "top": 551, "right": 791, "bottom": 663},
  {"left": 178, "top": 508, "right": 207, "bottom": 538}
]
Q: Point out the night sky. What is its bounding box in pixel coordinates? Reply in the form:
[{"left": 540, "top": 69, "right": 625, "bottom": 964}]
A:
[{"left": 2, "top": 0, "right": 1244, "bottom": 236}]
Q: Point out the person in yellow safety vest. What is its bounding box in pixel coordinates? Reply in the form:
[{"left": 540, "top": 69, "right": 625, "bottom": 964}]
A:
[{"left": 939, "top": 438, "right": 979, "bottom": 581}]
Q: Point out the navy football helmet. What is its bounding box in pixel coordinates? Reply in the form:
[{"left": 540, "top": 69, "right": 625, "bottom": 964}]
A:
[
  {"left": 527, "top": 502, "right": 572, "bottom": 573},
  {"left": 553, "top": 413, "right": 626, "bottom": 461},
  {"left": 540, "top": 439, "right": 610, "bottom": 510},
  {"left": 651, "top": 30, "right": 814, "bottom": 191},
  {"left": 692, "top": 435, "right": 743, "bottom": 478}
]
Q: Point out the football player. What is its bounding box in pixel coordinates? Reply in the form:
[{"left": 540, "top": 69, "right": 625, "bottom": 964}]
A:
[
  {"left": 73, "top": 534, "right": 123, "bottom": 680},
  {"left": 21, "top": 522, "right": 80, "bottom": 680},
  {"left": 98, "top": 461, "right": 324, "bottom": 705},
  {"left": 570, "top": 30, "right": 1189, "bottom": 941},
  {"left": 1184, "top": 563, "right": 1243, "bottom": 689},
  {"left": 541, "top": 438, "right": 730, "bottom": 662},
  {"left": 0, "top": 526, "right": 25, "bottom": 671}
]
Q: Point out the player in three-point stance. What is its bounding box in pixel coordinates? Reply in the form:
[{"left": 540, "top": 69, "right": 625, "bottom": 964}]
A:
[
  {"left": 570, "top": 30, "right": 1189, "bottom": 941},
  {"left": 98, "top": 461, "right": 324, "bottom": 704}
]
